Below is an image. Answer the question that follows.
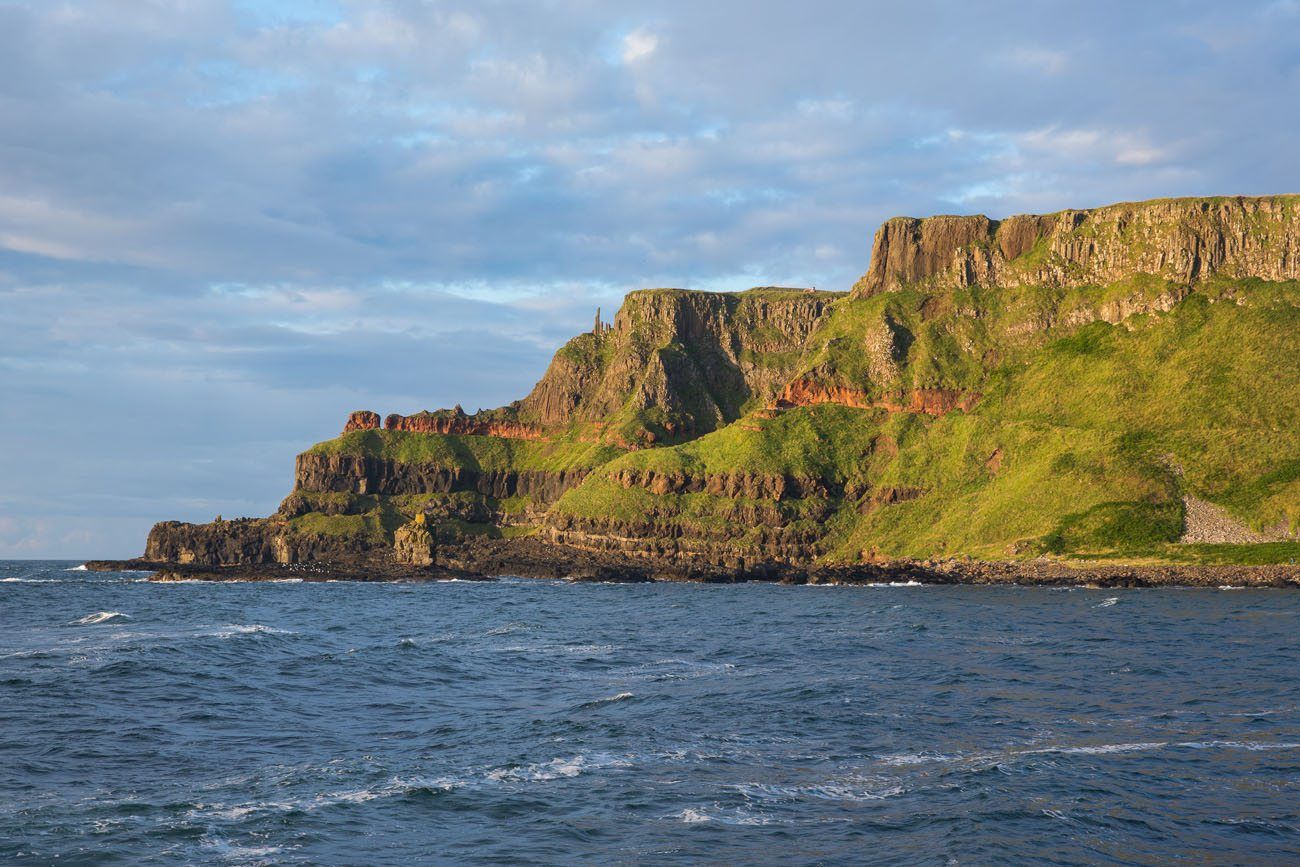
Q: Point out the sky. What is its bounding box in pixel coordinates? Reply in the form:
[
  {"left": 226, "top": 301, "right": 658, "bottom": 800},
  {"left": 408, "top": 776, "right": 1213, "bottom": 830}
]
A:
[{"left": 1, "top": 0, "right": 1298, "bottom": 558}]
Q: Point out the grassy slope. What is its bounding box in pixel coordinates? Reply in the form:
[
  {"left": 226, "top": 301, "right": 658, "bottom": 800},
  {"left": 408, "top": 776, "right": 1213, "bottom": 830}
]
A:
[
  {"left": 553, "top": 278, "right": 1300, "bottom": 564},
  {"left": 306, "top": 429, "right": 624, "bottom": 472}
]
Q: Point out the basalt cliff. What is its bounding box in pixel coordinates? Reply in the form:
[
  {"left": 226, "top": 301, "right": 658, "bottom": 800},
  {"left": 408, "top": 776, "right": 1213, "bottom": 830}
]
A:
[{"left": 135, "top": 195, "right": 1300, "bottom": 583}]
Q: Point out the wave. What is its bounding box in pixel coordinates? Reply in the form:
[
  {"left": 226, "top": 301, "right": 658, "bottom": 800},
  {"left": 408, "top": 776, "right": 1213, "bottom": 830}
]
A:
[
  {"left": 2, "top": 577, "right": 56, "bottom": 583},
  {"left": 1096, "top": 597, "right": 1119, "bottom": 607},
  {"left": 1177, "top": 740, "right": 1300, "bottom": 752},
  {"left": 66, "top": 564, "right": 88, "bottom": 571},
  {"left": 877, "top": 738, "right": 1300, "bottom": 773},
  {"left": 672, "top": 806, "right": 778, "bottom": 826},
  {"left": 736, "top": 778, "right": 907, "bottom": 804},
  {"left": 208, "top": 624, "right": 295, "bottom": 638},
  {"left": 1031, "top": 741, "right": 1164, "bottom": 756},
  {"left": 576, "top": 691, "right": 634, "bottom": 710},
  {"left": 72, "top": 611, "right": 130, "bottom": 625},
  {"left": 487, "top": 753, "right": 631, "bottom": 783}
]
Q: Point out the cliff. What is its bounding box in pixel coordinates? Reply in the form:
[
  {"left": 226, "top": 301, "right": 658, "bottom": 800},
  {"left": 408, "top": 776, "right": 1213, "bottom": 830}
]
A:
[
  {"left": 854, "top": 195, "right": 1300, "bottom": 295},
  {"left": 141, "top": 195, "right": 1300, "bottom": 575},
  {"left": 515, "top": 287, "right": 841, "bottom": 446}
]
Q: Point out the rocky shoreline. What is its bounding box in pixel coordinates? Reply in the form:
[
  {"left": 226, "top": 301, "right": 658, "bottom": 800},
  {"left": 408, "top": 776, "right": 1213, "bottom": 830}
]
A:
[{"left": 85, "top": 537, "right": 1300, "bottom": 588}]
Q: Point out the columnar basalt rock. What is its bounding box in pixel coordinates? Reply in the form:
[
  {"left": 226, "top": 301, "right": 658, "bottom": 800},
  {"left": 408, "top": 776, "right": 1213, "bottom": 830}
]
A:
[
  {"left": 517, "top": 288, "right": 843, "bottom": 436},
  {"left": 853, "top": 195, "right": 1300, "bottom": 295},
  {"left": 293, "top": 452, "right": 590, "bottom": 501}
]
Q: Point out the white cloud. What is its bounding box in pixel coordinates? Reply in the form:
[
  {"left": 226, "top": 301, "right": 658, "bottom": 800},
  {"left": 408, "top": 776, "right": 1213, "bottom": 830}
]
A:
[{"left": 621, "top": 28, "right": 658, "bottom": 63}]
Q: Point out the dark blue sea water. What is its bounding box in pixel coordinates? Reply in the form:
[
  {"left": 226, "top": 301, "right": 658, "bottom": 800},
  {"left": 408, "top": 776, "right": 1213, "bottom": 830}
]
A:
[{"left": 3, "top": 561, "right": 1300, "bottom": 864}]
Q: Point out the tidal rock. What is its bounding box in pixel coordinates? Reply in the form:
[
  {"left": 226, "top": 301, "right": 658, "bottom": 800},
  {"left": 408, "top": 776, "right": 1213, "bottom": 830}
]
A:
[{"left": 393, "top": 514, "right": 436, "bottom": 566}]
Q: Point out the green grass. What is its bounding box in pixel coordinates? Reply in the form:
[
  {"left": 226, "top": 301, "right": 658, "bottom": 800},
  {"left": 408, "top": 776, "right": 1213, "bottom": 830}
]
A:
[
  {"left": 550, "top": 276, "right": 1300, "bottom": 565},
  {"left": 294, "top": 271, "right": 1299, "bottom": 566},
  {"left": 306, "top": 429, "right": 624, "bottom": 472}
]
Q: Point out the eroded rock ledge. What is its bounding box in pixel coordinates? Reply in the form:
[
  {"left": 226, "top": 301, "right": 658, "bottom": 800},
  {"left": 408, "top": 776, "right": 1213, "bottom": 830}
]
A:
[
  {"left": 855, "top": 195, "right": 1300, "bottom": 295},
  {"left": 294, "top": 452, "right": 588, "bottom": 500},
  {"left": 87, "top": 538, "right": 1300, "bottom": 588}
]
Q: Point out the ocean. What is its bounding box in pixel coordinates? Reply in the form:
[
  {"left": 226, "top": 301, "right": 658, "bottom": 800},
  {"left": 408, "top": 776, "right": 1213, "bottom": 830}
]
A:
[{"left": 3, "top": 560, "right": 1299, "bottom": 864}]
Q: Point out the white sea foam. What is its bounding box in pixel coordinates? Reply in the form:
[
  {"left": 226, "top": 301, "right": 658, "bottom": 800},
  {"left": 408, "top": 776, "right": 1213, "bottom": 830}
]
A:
[
  {"left": 736, "top": 778, "right": 906, "bottom": 803},
  {"left": 209, "top": 624, "right": 295, "bottom": 638},
  {"left": 2, "top": 577, "right": 55, "bottom": 583},
  {"left": 638, "top": 658, "right": 737, "bottom": 681},
  {"left": 487, "top": 753, "right": 631, "bottom": 783},
  {"left": 1176, "top": 740, "right": 1300, "bottom": 751},
  {"left": 201, "top": 837, "right": 284, "bottom": 861},
  {"left": 578, "top": 691, "right": 634, "bottom": 709},
  {"left": 72, "top": 611, "right": 130, "bottom": 625},
  {"left": 1030, "top": 741, "right": 1164, "bottom": 756},
  {"left": 1096, "top": 597, "right": 1119, "bottom": 607},
  {"left": 877, "top": 751, "right": 962, "bottom": 766},
  {"left": 672, "top": 805, "right": 778, "bottom": 826},
  {"left": 66, "top": 564, "right": 88, "bottom": 571}
]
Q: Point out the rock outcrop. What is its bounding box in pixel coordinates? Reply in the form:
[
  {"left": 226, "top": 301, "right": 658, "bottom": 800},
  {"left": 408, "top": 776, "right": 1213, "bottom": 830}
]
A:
[
  {"left": 773, "top": 382, "right": 981, "bottom": 415},
  {"left": 343, "top": 410, "right": 382, "bottom": 433},
  {"left": 393, "top": 514, "right": 436, "bottom": 566},
  {"left": 293, "top": 452, "right": 589, "bottom": 501},
  {"left": 854, "top": 195, "right": 1300, "bottom": 295},
  {"left": 515, "top": 287, "right": 842, "bottom": 442},
  {"left": 383, "top": 408, "right": 545, "bottom": 440}
]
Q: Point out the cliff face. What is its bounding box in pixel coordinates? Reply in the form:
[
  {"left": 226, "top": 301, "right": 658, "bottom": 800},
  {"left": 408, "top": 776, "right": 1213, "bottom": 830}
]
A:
[
  {"left": 516, "top": 287, "right": 841, "bottom": 444},
  {"left": 142, "top": 195, "right": 1300, "bottom": 572},
  {"left": 854, "top": 196, "right": 1300, "bottom": 295},
  {"left": 293, "top": 452, "right": 588, "bottom": 501},
  {"left": 382, "top": 409, "right": 544, "bottom": 440}
]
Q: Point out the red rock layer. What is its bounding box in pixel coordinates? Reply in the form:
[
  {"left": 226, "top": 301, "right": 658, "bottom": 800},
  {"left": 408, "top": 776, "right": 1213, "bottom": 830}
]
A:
[
  {"left": 774, "top": 381, "right": 980, "bottom": 416},
  {"left": 343, "top": 410, "right": 382, "bottom": 433},
  {"left": 383, "top": 413, "right": 547, "bottom": 441}
]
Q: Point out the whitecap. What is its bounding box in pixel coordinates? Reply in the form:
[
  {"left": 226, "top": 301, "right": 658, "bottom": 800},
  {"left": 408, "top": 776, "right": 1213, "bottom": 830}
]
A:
[
  {"left": 1096, "top": 597, "right": 1119, "bottom": 607},
  {"left": 1029, "top": 741, "right": 1165, "bottom": 756},
  {"left": 877, "top": 751, "right": 962, "bottom": 766},
  {"left": 676, "top": 808, "right": 713, "bottom": 824},
  {"left": 736, "top": 779, "right": 906, "bottom": 803},
  {"left": 208, "top": 624, "right": 295, "bottom": 638},
  {"left": 201, "top": 838, "right": 284, "bottom": 861},
  {"left": 1176, "top": 740, "right": 1300, "bottom": 751},
  {"left": 671, "top": 806, "right": 778, "bottom": 826},
  {"left": 66, "top": 564, "right": 88, "bottom": 571},
  {"left": 1, "top": 577, "right": 55, "bottom": 583},
  {"left": 487, "top": 753, "right": 630, "bottom": 783},
  {"left": 576, "top": 691, "right": 634, "bottom": 709},
  {"left": 72, "top": 611, "right": 130, "bottom": 625}
]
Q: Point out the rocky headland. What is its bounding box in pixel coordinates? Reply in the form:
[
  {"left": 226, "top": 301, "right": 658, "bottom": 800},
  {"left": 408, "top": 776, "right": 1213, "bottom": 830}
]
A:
[{"left": 116, "top": 195, "right": 1300, "bottom": 586}]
